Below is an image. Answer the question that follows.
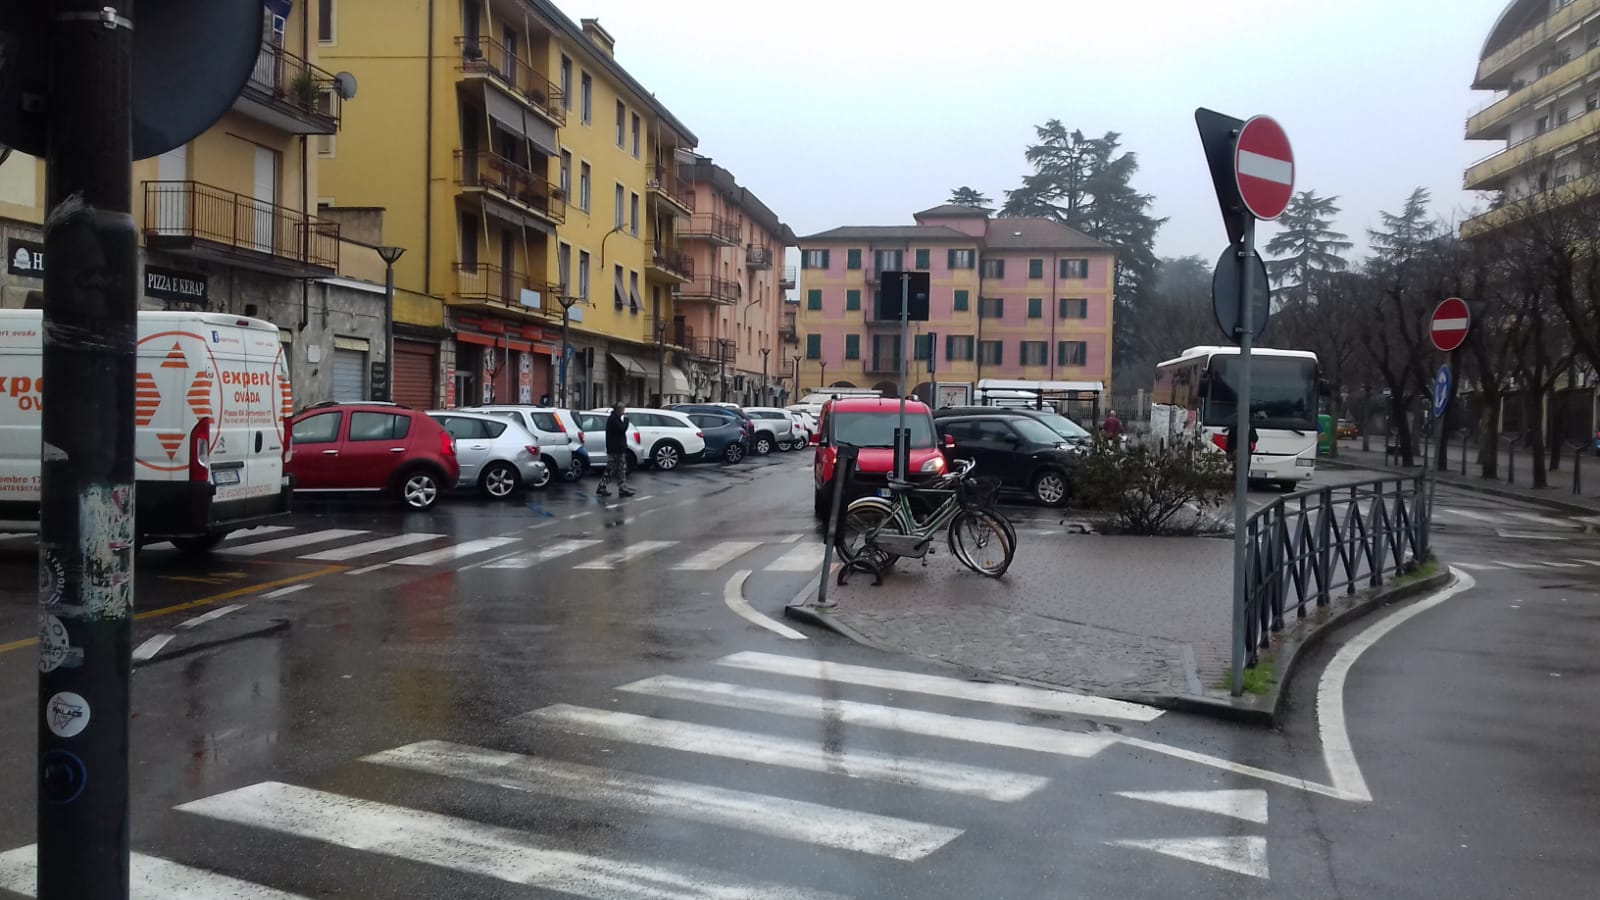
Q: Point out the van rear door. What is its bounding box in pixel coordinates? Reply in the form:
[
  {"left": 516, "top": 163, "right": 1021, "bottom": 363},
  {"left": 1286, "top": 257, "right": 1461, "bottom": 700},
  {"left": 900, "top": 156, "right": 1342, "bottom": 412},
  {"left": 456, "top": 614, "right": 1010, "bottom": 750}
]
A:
[{"left": 242, "top": 321, "right": 289, "bottom": 517}]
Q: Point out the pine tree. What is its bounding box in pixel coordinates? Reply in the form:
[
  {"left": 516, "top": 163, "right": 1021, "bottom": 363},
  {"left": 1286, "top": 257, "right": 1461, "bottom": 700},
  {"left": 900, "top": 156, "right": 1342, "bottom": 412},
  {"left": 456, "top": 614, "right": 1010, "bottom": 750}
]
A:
[{"left": 1263, "top": 191, "right": 1352, "bottom": 306}]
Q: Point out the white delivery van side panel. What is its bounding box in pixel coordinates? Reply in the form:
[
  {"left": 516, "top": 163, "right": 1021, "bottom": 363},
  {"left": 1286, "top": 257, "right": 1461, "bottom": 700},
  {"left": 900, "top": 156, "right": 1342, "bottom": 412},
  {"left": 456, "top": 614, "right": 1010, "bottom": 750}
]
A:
[{"left": 0, "top": 311, "right": 43, "bottom": 506}]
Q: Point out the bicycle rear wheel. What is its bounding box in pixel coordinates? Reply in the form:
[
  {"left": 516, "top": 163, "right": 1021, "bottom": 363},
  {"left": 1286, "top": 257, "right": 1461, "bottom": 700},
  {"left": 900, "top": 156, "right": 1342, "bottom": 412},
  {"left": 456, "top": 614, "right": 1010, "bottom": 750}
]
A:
[{"left": 947, "top": 508, "right": 1014, "bottom": 577}]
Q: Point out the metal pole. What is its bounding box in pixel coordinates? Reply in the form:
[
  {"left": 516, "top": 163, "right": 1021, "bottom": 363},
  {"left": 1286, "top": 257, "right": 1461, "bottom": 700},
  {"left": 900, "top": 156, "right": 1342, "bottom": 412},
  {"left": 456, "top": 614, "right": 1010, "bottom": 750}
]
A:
[
  {"left": 1230, "top": 219, "right": 1256, "bottom": 698},
  {"left": 656, "top": 325, "right": 664, "bottom": 406},
  {"left": 559, "top": 302, "right": 571, "bottom": 407},
  {"left": 383, "top": 262, "right": 395, "bottom": 400},
  {"left": 761, "top": 348, "right": 770, "bottom": 406},
  {"left": 897, "top": 272, "right": 910, "bottom": 482},
  {"left": 39, "top": 1, "right": 138, "bottom": 896}
]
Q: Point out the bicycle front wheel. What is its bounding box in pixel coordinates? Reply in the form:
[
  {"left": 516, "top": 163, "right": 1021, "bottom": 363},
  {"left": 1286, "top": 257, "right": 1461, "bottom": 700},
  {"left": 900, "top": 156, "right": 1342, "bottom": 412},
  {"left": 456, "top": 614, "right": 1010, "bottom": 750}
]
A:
[
  {"left": 837, "top": 503, "right": 902, "bottom": 570},
  {"left": 948, "top": 508, "right": 1015, "bottom": 577}
]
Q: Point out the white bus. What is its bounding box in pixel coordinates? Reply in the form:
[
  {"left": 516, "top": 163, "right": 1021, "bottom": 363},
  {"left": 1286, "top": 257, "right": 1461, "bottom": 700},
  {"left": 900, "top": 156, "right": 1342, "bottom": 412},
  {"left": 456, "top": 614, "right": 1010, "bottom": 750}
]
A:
[{"left": 1151, "top": 345, "right": 1322, "bottom": 490}]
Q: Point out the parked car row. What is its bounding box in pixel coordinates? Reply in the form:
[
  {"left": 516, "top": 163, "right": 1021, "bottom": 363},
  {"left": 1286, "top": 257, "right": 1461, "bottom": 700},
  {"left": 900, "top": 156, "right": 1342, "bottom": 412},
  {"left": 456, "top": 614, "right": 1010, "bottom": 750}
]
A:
[{"left": 283, "top": 400, "right": 814, "bottom": 512}]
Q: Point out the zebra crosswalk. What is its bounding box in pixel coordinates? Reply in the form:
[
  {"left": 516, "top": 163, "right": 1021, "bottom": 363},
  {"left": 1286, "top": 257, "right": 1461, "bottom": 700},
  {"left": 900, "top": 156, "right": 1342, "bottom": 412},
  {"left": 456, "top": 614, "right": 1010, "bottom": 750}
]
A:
[
  {"left": 1433, "top": 505, "right": 1600, "bottom": 532},
  {"left": 0, "top": 651, "right": 1279, "bottom": 898}
]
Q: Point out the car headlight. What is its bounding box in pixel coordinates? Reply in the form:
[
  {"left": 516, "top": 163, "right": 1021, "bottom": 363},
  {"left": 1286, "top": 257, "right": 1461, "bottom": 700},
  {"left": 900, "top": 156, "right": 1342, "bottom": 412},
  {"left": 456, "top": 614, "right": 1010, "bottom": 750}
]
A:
[
  {"left": 921, "top": 455, "right": 946, "bottom": 474},
  {"left": 1296, "top": 457, "right": 1314, "bottom": 467}
]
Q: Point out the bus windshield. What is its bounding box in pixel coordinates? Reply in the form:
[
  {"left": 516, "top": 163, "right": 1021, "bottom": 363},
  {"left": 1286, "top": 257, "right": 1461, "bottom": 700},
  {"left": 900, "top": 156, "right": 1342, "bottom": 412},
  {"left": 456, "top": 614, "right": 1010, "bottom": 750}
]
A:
[{"left": 1203, "top": 356, "right": 1318, "bottom": 431}]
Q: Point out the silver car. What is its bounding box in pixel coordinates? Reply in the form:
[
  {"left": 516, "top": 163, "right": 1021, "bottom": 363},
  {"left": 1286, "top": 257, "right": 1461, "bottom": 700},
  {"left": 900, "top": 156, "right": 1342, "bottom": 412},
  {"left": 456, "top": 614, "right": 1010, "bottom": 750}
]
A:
[
  {"left": 464, "top": 405, "right": 584, "bottom": 480},
  {"left": 426, "top": 410, "right": 549, "bottom": 498},
  {"left": 745, "top": 407, "right": 802, "bottom": 453}
]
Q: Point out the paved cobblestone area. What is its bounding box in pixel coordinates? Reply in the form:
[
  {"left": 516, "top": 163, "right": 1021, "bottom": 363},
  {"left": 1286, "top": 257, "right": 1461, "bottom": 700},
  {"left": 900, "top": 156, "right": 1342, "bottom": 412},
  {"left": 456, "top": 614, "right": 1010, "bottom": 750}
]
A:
[{"left": 821, "top": 533, "right": 1234, "bottom": 702}]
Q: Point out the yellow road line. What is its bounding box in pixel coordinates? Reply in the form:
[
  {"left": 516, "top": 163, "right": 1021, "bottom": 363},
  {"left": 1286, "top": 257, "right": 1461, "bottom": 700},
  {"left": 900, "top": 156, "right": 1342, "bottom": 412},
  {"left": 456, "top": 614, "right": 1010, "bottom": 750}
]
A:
[{"left": 0, "top": 564, "right": 347, "bottom": 656}]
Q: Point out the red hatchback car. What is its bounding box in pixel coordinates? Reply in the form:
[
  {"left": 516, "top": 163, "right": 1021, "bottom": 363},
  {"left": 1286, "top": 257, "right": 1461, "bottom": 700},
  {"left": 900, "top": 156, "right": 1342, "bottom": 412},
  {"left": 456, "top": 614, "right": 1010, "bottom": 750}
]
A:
[
  {"left": 811, "top": 396, "right": 946, "bottom": 517},
  {"left": 287, "top": 402, "right": 460, "bottom": 510}
]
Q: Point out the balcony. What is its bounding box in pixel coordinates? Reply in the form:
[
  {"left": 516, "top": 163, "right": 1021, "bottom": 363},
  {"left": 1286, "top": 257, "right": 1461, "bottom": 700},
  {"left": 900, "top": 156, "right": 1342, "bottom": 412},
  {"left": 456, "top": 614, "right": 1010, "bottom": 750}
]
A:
[
  {"left": 1475, "top": 0, "right": 1600, "bottom": 89},
  {"left": 452, "top": 262, "right": 559, "bottom": 317},
  {"left": 864, "top": 357, "right": 903, "bottom": 375},
  {"left": 780, "top": 312, "right": 799, "bottom": 345},
  {"left": 1466, "top": 52, "right": 1600, "bottom": 140},
  {"left": 780, "top": 266, "right": 797, "bottom": 290},
  {"left": 746, "top": 245, "right": 773, "bottom": 269},
  {"left": 456, "top": 35, "right": 565, "bottom": 127},
  {"left": 1461, "top": 174, "right": 1600, "bottom": 237},
  {"left": 693, "top": 337, "right": 738, "bottom": 364},
  {"left": 646, "top": 315, "right": 693, "bottom": 349},
  {"left": 143, "top": 181, "right": 338, "bottom": 278},
  {"left": 681, "top": 214, "right": 740, "bottom": 246},
  {"left": 1463, "top": 110, "right": 1600, "bottom": 190},
  {"left": 236, "top": 41, "right": 341, "bottom": 135},
  {"left": 647, "top": 164, "right": 695, "bottom": 217},
  {"left": 678, "top": 274, "right": 739, "bottom": 304},
  {"left": 455, "top": 150, "right": 565, "bottom": 224},
  {"left": 646, "top": 244, "right": 694, "bottom": 283}
]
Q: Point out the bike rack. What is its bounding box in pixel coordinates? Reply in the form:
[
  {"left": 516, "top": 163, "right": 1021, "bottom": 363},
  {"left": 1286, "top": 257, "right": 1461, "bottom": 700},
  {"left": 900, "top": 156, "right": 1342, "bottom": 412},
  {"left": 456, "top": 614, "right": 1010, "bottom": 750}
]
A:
[{"left": 832, "top": 447, "right": 887, "bottom": 587}]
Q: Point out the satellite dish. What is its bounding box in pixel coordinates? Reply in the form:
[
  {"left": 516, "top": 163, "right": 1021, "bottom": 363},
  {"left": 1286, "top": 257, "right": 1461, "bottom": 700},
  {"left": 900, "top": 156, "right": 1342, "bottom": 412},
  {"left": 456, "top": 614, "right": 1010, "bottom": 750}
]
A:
[
  {"left": 0, "top": 0, "right": 263, "bottom": 161},
  {"left": 333, "top": 72, "right": 358, "bottom": 101}
]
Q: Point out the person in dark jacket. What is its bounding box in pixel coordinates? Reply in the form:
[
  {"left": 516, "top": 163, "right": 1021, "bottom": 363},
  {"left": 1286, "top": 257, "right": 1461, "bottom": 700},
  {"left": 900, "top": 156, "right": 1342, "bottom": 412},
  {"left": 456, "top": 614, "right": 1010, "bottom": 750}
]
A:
[{"left": 595, "top": 402, "right": 634, "bottom": 497}]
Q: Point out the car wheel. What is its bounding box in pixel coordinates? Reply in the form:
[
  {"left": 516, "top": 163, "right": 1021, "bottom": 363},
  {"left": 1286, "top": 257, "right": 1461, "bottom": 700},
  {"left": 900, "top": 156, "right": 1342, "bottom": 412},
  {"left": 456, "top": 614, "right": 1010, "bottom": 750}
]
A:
[
  {"left": 399, "top": 469, "right": 442, "bottom": 510},
  {"left": 1032, "top": 469, "right": 1069, "bottom": 507},
  {"left": 753, "top": 433, "right": 773, "bottom": 456},
  {"left": 653, "top": 441, "right": 683, "bottom": 471},
  {"left": 626, "top": 450, "right": 640, "bottom": 470},
  {"left": 725, "top": 442, "right": 746, "bottom": 464},
  {"left": 549, "top": 455, "right": 578, "bottom": 483},
  {"left": 171, "top": 532, "right": 227, "bottom": 556},
  {"left": 776, "top": 440, "right": 791, "bottom": 452},
  {"left": 526, "top": 462, "right": 552, "bottom": 490},
  {"left": 479, "top": 461, "right": 521, "bottom": 499}
]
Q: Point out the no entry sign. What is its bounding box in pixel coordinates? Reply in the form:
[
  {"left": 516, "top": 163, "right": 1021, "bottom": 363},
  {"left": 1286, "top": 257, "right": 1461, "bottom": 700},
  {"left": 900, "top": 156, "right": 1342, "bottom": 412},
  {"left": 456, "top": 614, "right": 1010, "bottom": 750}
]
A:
[
  {"left": 1431, "top": 297, "right": 1470, "bottom": 352},
  {"left": 1234, "top": 116, "right": 1294, "bottom": 220}
]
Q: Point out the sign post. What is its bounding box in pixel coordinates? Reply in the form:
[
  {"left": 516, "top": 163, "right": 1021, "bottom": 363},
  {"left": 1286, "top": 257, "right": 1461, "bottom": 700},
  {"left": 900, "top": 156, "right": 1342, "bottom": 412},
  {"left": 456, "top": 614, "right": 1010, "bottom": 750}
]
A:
[
  {"left": 1430, "top": 298, "right": 1470, "bottom": 477},
  {"left": 1197, "top": 109, "right": 1294, "bottom": 697},
  {"left": 878, "top": 271, "right": 929, "bottom": 481}
]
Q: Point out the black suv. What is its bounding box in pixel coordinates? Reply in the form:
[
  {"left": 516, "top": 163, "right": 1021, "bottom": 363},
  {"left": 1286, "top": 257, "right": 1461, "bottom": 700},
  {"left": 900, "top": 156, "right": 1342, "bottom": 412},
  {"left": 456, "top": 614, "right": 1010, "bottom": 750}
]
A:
[
  {"left": 934, "top": 405, "right": 1092, "bottom": 447},
  {"left": 935, "top": 412, "right": 1080, "bottom": 507}
]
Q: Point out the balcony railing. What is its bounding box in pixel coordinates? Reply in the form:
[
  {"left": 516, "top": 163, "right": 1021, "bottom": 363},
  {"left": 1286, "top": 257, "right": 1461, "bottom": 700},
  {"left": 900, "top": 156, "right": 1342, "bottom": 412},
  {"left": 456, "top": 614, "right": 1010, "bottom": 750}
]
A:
[
  {"left": 457, "top": 34, "right": 566, "bottom": 126},
  {"left": 780, "top": 312, "right": 799, "bottom": 344},
  {"left": 679, "top": 274, "right": 739, "bottom": 304},
  {"left": 453, "top": 262, "right": 559, "bottom": 313},
  {"left": 1467, "top": 52, "right": 1600, "bottom": 139},
  {"left": 1460, "top": 174, "right": 1600, "bottom": 237},
  {"left": 780, "top": 265, "right": 797, "bottom": 289},
  {"left": 1476, "top": 0, "right": 1600, "bottom": 87},
  {"left": 143, "top": 181, "right": 339, "bottom": 272},
  {"left": 746, "top": 245, "right": 773, "bottom": 269},
  {"left": 693, "top": 337, "right": 738, "bottom": 363},
  {"left": 1464, "top": 110, "right": 1600, "bottom": 189},
  {"left": 454, "top": 150, "right": 566, "bottom": 223},
  {"left": 649, "top": 245, "right": 694, "bottom": 281},
  {"left": 646, "top": 315, "right": 693, "bottom": 349},
  {"left": 682, "top": 214, "right": 740, "bottom": 245},
  {"left": 647, "top": 164, "right": 696, "bottom": 214},
  {"left": 865, "top": 357, "right": 903, "bottom": 375},
  {"left": 241, "top": 41, "right": 341, "bottom": 133}
]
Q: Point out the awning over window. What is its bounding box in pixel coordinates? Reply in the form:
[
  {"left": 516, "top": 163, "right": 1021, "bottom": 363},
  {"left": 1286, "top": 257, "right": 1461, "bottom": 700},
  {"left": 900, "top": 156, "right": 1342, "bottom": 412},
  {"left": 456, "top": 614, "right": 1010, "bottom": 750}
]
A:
[
  {"left": 609, "top": 352, "right": 652, "bottom": 377},
  {"left": 654, "top": 366, "right": 691, "bottom": 395},
  {"left": 485, "top": 90, "right": 559, "bottom": 157}
]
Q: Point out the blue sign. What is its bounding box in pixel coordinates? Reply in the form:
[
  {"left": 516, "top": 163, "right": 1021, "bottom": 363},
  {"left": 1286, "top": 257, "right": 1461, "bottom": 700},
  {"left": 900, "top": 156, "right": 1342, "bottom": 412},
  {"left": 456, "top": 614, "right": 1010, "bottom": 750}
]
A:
[{"left": 1433, "top": 364, "right": 1452, "bottom": 417}]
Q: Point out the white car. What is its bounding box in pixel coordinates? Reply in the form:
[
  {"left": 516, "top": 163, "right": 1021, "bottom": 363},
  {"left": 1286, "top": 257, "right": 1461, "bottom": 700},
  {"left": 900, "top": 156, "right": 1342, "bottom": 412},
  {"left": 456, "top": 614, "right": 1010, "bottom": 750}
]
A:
[
  {"left": 462, "top": 405, "right": 585, "bottom": 481},
  {"left": 613, "top": 408, "right": 707, "bottom": 470},
  {"left": 745, "top": 407, "right": 803, "bottom": 454},
  {"left": 785, "top": 405, "right": 818, "bottom": 445},
  {"left": 574, "top": 409, "right": 645, "bottom": 468}
]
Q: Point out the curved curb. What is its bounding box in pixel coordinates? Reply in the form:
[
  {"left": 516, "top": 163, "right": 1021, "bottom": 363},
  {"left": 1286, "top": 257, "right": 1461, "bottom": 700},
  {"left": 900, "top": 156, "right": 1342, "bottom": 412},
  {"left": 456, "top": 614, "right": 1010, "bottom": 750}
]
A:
[
  {"left": 131, "top": 619, "right": 290, "bottom": 669},
  {"left": 1323, "top": 458, "right": 1600, "bottom": 517}
]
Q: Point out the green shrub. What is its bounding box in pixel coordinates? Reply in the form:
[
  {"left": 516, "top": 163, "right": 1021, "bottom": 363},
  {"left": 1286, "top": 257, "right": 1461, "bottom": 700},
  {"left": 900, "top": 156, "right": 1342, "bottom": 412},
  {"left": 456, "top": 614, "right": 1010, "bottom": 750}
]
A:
[{"left": 1074, "top": 434, "right": 1234, "bottom": 534}]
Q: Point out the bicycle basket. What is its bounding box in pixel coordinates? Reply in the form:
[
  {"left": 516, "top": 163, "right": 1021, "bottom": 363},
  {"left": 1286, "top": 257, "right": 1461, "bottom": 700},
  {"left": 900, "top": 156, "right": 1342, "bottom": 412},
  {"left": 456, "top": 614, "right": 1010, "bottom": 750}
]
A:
[{"left": 957, "top": 475, "right": 1002, "bottom": 509}]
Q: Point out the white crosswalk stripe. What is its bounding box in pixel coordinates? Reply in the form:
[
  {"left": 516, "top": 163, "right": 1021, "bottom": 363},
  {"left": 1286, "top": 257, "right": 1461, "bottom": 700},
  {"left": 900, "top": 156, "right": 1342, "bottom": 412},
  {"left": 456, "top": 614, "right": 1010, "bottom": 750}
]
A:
[
  {"left": 1504, "top": 511, "right": 1560, "bottom": 525},
  {"left": 670, "top": 541, "right": 761, "bottom": 571},
  {"left": 218, "top": 529, "right": 368, "bottom": 556},
  {"left": 0, "top": 846, "right": 310, "bottom": 899},
  {"left": 364, "top": 740, "right": 962, "bottom": 861},
  {"left": 390, "top": 536, "right": 520, "bottom": 566},
  {"left": 482, "top": 538, "right": 602, "bottom": 569},
  {"left": 299, "top": 532, "right": 444, "bottom": 561},
  {"left": 573, "top": 540, "right": 678, "bottom": 570},
  {"left": 521, "top": 704, "right": 1049, "bottom": 801},
  {"left": 178, "top": 782, "right": 847, "bottom": 900},
  {"left": 219, "top": 525, "right": 295, "bottom": 542},
  {"left": 765, "top": 542, "right": 825, "bottom": 572}
]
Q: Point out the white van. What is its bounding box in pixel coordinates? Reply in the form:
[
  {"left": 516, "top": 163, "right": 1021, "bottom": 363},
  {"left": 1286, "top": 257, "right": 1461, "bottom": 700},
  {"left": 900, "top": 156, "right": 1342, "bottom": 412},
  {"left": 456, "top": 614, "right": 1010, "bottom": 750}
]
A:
[{"left": 0, "top": 310, "right": 293, "bottom": 552}]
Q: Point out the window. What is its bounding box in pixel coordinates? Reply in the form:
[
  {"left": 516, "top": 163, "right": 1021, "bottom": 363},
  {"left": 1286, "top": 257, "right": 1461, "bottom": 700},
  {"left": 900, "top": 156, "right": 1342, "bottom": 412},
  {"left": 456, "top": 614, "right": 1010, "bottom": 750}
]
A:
[
  {"left": 806, "top": 334, "right": 822, "bottom": 359},
  {"left": 846, "top": 289, "right": 861, "bottom": 311},
  {"left": 979, "top": 297, "right": 1003, "bottom": 318},
  {"left": 1058, "top": 341, "right": 1088, "bottom": 366},
  {"left": 577, "top": 250, "right": 590, "bottom": 299},
  {"left": 578, "top": 162, "right": 591, "bottom": 211},
  {"left": 613, "top": 264, "right": 625, "bottom": 308},
  {"left": 580, "top": 72, "right": 592, "bottom": 124},
  {"left": 954, "top": 289, "right": 970, "bottom": 312},
  {"left": 558, "top": 242, "right": 571, "bottom": 294},
  {"left": 349, "top": 412, "right": 411, "bottom": 442},
  {"left": 629, "top": 271, "right": 641, "bottom": 313},
  {"left": 437, "top": 416, "right": 504, "bottom": 440},
  {"left": 981, "top": 258, "right": 1005, "bottom": 278},
  {"left": 945, "top": 335, "right": 975, "bottom": 361},
  {"left": 1028, "top": 258, "right": 1044, "bottom": 279},
  {"left": 1059, "top": 298, "right": 1088, "bottom": 319},
  {"left": 948, "top": 249, "right": 976, "bottom": 269},
  {"left": 292, "top": 411, "right": 341, "bottom": 444},
  {"left": 807, "top": 289, "right": 822, "bottom": 310},
  {"left": 560, "top": 150, "right": 572, "bottom": 197},
  {"left": 873, "top": 249, "right": 902, "bottom": 271},
  {"left": 1020, "top": 341, "right": 1048, "bottom": 366},
  {"left": 915, "top": 248, "right": 930, "bottom": 270},
  {"left": 1027, "top": 297, "right": 1043, "bottom": 319},
  {"left": 318, "top": 0, "right": 335, "bottom": 43},
  {"left": 629, "top": 192, "right": 639, "bottom": 236},
  {"left": 560, "top": 56, "right": 573, "bottom": 110},
  {"left": 614, "top": 183, "right": 625, "bottom": 229},
  {"left": 460, "top": 213, "right": 479, "bottom": 268},
  {"left": 978, "top": 341, "right": 1003, "bottom": 365},
  {"left": 1557, "top": 107, "right": 1571, "bottom": 125},
  {"left": 802, "top": 249, "right": 830, "bottom": 269},
  {"left": 847, "top": 248, "right": 862, "bottom": 270},
  {"left": 1061, "top": 258, "right": 1089, "bottom": 279},
  {"left": 844, "top": 334, "right": 860, "bottom": 359},
  {"left": 631, "top": 113, "right": 641, "bottom": 158},
  {"left": 1588, "top": 91, "right": 1599, "bottom": 112},
  {"left": 914, "top": 334, "right": 932, "bottom": 361},
  {"left": 616, "top": 100, "right": 626, "bottom": 147}
]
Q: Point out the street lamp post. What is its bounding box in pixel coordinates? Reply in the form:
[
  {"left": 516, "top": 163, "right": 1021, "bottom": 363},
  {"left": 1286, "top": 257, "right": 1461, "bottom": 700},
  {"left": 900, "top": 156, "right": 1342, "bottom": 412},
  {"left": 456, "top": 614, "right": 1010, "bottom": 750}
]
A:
[
  {"left": 558, "top": 295, "right": 581, "bottom": 408},
  {"left": 654, "top": 319, "right": 667, "bottom": 406},
  {"left": 792, "top": 354, "right": 802, "bottom": 397},
  {"left": 819, "top": 360, "right": 827, "bottom": 393},
  {"left": 760, "top": 347, "right": 771, "bottom": 405},
  {"left": 374, "top": 246, "right": 406, "bottom": 402}
]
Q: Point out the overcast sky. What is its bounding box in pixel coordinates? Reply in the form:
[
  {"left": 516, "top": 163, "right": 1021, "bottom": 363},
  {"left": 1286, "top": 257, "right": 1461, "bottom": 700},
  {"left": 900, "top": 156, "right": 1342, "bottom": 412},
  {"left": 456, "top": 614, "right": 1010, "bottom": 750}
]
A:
[{"left": 557, "top": 0, "right": 1512, "bottom": 262}]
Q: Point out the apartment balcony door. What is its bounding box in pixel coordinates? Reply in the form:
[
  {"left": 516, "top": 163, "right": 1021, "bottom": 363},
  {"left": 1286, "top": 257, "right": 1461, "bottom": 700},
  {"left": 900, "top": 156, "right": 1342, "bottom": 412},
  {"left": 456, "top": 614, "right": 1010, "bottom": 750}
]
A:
[
  {"left": 252, "top": 145, "right": 280, "bottom": 255},
  {"left": 155, "top": 144, "right": 188, "bottom": 234}
]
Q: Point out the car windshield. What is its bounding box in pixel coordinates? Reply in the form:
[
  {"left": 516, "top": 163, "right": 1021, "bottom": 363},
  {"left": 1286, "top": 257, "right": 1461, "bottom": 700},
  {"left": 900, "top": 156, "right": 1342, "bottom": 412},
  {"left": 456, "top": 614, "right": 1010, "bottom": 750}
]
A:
[
  {"left": 830, "top": 412, "right": 935, "bottom": 448},
  {"left": 1036, "top": 413, "right": 1090, "bottom": 440},
  {"left": 1010, "top": 417, "right": 1066, "bottom": 446}
]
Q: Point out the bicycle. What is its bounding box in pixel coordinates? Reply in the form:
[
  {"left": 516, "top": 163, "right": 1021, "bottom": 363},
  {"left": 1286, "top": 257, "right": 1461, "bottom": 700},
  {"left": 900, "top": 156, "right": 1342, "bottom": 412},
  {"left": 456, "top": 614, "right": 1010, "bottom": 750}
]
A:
[{"left": 835, "top": 458, "right": 1016, "bottom": 578}]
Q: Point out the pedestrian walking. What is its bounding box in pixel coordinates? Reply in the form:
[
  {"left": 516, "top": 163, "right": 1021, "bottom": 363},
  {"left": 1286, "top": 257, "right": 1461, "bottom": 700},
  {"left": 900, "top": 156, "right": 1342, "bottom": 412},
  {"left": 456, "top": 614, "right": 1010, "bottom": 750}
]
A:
[
  {"left": 1102, "top": 410, "right": 1124, "bottom": 441},
  {"left": 595, "top": 402, "right": 635, "bottom": 497}
]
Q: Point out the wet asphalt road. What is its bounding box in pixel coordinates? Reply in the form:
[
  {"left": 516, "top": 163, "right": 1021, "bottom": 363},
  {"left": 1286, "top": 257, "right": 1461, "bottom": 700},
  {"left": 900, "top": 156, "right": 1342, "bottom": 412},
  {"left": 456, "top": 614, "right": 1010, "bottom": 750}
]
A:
[{"left": 0, "top": 458, "right": 1595, "bottom": 898}]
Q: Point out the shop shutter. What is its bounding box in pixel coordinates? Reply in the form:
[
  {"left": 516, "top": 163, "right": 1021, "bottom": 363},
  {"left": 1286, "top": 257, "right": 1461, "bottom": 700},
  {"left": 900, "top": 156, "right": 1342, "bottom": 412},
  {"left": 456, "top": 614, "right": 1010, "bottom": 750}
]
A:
[
  {"left": 392, "top": 340, "right": 438, "bottom": 411},
  {"left": 331, "top": 348, "right": 367, "bottom": 402}
]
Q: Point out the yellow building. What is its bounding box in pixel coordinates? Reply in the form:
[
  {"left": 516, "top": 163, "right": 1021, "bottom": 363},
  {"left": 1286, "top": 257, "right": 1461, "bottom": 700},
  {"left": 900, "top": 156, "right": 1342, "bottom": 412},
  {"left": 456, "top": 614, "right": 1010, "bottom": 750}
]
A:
[
  {"left": 319, "top": 0, "right": 697, "bottom": 410},
  {"left": 0, "top": 1, "right": 393, "bottom": 407}
]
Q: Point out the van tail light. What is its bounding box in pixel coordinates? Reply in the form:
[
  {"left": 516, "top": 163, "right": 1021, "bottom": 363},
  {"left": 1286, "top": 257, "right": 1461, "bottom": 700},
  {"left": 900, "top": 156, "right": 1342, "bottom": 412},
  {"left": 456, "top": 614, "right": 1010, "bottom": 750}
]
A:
[
  {"left": 441, "top": 431, "right": 456, "bottom": 458},
  {"left": 696, "top": 431, "right": 704, "bottom": 439},
  {"left": 282, "top": 417, "right": 294, "bottom": 464},
  {"left": 634, "top": 431, "right": 642, "bottom": 444},
  {"left": 189, "top": 417, "right": 212, "bottom": 483}
]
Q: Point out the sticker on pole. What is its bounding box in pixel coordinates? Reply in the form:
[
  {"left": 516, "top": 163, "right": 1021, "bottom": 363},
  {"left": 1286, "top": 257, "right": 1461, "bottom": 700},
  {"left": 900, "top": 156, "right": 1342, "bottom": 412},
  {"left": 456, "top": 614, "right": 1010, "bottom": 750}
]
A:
[
  {"left": 46, "top": 691, "right": 90, "bottom": 738},
  {"left": 1433, "top": 364, "right": 1452, "bottom": 418},
  {"left": 1233, "top": 116, "right": 1295, "bottom": 220},
  {"left": 1431, "top": 297, "right": 1470, "bottom": 353}
]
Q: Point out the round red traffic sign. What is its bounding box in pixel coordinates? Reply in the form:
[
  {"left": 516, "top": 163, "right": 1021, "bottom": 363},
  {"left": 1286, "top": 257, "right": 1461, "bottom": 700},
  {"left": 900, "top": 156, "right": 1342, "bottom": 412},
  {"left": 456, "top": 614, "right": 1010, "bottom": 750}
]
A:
[
  {"left": 1234, "top": 116, "right": 1295, "bottom": 220},
  {"left": 1431, "top": 297, "right": 1471, "bottom": 352}
]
